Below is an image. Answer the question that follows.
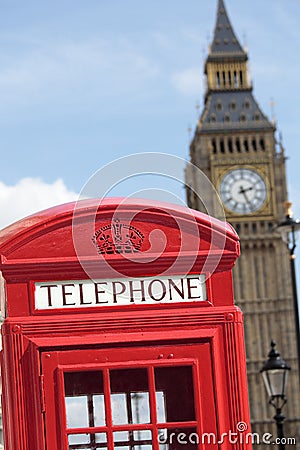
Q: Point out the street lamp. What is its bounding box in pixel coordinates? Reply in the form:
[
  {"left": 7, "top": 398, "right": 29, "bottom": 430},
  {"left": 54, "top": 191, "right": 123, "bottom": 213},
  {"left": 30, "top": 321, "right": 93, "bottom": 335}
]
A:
[
  {"left": 274, "top": 201, "right": 300, "bottom": 383},
  {"left": 261, "top": 340, "right": 291, "bottom": 450}
]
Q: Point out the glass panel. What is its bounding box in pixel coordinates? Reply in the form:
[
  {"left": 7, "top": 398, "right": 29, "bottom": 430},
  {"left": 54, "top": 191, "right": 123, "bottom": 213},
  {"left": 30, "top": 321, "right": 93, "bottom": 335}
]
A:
[
  {"left": 131, "top": 392, "right": 150, "bottom": 424},
  {"left": 133, "top": 430, "right": 152, "bottom": 441},
  {"left": 113, "top": 430, "right": 152, "bottom": 449},
  {"left": 110, "top": 369, "right": 150, "bottom": 425},
  {"left": 66, "top": 396, "right": 89, "bottom": 428},
  {"left": 68, "top": 434, "right": 89, "bottom": 445},
  {"left": 69, "top": 447, "right": 90, "bottom": 450},
  {"left": 111, "top": 393, "right": 128, "bottom": 425},
  {"left": 133, "top": 430, "right": 152, "bottom": 450},
  {"left": 94, "top": 395, "right": 106, "bottom": 426},
  {"left": 114, "top": 431, "right": 130, "bottom": 443},
  {"left": 134, "top": 446, "right": 152, "bottom": 450},
  {"left": 156, "top": 392, "right": 166, "bottom": 423},
  {"left": 68, "top": 433, "right": 107, "bottom": 449},
  {"left": 267, "top": 370, "right": 286, "bottom": 397},
  {"left": 96, "top": 433, "right": 108, "bottom": 443},
  {"left": 64, "top": 371, "right": 105, "bottom": 429},
  {"left": 158, "top": 428, "right": 198, "bottom": 450},
  {"left": 155, "top": 367, "right": 195, "bottom": 422}
]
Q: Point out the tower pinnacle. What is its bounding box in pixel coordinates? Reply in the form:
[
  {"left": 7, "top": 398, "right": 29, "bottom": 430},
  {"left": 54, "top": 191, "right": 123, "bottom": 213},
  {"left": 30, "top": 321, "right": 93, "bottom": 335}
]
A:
[
  {"left": 209, "top": 0, "right": 246, "bottom": 58},
  {"left": 199, "top": 0, "right": 273, "bottom": 134}
]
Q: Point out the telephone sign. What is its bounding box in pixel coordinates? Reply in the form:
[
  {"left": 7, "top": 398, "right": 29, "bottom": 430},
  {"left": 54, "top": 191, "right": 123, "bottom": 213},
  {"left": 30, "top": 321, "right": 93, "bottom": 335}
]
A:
[{"left": 34, "top": 274, "right": 207, "bottom": 310}]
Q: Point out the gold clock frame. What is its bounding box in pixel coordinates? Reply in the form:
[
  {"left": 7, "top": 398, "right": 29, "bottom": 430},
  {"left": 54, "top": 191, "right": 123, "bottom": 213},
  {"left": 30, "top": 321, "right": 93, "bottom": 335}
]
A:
[{"left": 214, "top": 164, "right": 274, "bottom": 219}]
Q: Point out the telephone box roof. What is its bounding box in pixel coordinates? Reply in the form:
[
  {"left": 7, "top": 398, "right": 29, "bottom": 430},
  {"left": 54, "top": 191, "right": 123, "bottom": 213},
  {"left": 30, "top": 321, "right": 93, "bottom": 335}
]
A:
[{"left": 0, "top": 198, "right": 239, "bottom": 279}]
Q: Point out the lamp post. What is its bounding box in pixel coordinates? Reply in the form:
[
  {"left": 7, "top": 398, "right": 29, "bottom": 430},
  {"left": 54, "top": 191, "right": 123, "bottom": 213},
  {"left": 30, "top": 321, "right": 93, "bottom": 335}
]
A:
[
  {"left": 274, "top": 201, "right": 300, "bottom": 383},
  {"left": 261, "top": 341, "right": 291, "bottom": 450}
]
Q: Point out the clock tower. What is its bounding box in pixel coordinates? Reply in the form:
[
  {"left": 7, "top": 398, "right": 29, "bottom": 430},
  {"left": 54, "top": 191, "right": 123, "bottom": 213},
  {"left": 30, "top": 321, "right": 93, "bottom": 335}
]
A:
[{"left": 186, "top": 0, "right": 300, "bottom": 446}]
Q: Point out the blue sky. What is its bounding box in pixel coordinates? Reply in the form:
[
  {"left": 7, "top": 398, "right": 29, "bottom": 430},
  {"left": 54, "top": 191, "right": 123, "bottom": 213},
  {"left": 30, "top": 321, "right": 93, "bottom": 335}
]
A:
[{"left": 0, "top": 0, "right": 300, "bottom": 228}]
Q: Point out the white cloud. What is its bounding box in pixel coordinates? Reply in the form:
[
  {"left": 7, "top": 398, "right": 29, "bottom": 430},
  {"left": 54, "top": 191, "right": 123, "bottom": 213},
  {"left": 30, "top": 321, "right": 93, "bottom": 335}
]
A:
[
  {"left": 171, "top": 67, "right": 203, "bottom": 96},
  {"left": 0, "top": 178, "right": 78, "bottom": 230}
]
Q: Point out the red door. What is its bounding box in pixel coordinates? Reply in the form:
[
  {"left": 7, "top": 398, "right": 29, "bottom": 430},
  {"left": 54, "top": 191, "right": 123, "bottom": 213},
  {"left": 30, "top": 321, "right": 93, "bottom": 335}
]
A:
[{"left": 41, "top": 342, "right": 218, "bottom": 450}]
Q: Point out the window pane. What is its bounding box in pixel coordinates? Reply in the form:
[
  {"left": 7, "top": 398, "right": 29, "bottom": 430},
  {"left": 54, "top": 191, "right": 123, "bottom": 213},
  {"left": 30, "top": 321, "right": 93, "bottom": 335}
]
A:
[
  {"left": 134, "top": 446, "right": 152, "bottom": 450},
  {"left": 110, "top": 369, "right": 150, "bottom": 425},
  {"left": 68, "top": 433, "right": 107, "bottom": 449},
  {"left": 133, "top": 430, "right": 152, "bottom": 441},
  {"left": 114, "top": 430, "right": 152, "bottom": 449},
  {"left": 96, "top": 433, "right": 108, "bottom": 443},
  {"left": 66, "top": 396, "right": 89, "bottom": 428},
  {"left": 69, "top": 448, "right": 90, "bottom": 450},
  {"left": 114, "top": 431, "right": 129, "bottom": 443},
  {"left": 68, "top": 433, "right": 89, "bottom": 445},
  {"left": 156, "top": 391, "right": 166, "bottom": 423},
  {"left": 133, "top": 430, "right": 153, "bottom": 450},
  {"left": 155, "top": 367, "right": 195, "bottom": 422},
  {"left": 131, "top": 392, "right": 150, "bottom": 424},
  {"left": 94, "top": 395, "right": 106, "bottom": 426},
  {"left": 65, "top": 371, "right": 104, "bottom": 396},
  {"left": 111, "top": 393, "right": 128, "bottom": 425},
  {"left": 64, "top": 371, "right": 105, "bottom": 429}
]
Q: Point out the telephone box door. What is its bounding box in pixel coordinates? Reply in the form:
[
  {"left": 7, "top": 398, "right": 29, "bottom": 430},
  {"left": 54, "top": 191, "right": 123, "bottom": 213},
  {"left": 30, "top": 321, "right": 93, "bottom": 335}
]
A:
[{"left": 41, "top": 342, "right": 218, "bottom": 450}]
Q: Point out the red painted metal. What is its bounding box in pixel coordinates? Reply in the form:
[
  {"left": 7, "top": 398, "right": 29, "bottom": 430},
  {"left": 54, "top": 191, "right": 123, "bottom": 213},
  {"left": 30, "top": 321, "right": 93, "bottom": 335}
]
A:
[{"left": 0, "top": 198, "right": 251, "bottom": 449}]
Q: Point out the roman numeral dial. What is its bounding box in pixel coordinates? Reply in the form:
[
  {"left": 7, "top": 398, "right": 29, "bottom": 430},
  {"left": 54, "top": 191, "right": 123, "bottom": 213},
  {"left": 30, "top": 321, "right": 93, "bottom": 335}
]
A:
[{"left": 219, "top": 168, "right": 267, "bottom": 214}]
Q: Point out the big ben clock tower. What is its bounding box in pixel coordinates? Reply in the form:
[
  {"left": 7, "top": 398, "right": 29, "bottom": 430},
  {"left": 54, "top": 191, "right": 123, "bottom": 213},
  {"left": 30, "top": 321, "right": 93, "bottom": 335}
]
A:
[{"left": 186, "top": 0, "right": 300, "bottom": 446}]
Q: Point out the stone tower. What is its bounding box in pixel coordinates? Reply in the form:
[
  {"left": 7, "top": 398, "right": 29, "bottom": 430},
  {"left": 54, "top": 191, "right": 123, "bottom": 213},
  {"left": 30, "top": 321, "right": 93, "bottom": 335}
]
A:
[{"left": 186, "top": 0, "right": 300, "bottom": 446}]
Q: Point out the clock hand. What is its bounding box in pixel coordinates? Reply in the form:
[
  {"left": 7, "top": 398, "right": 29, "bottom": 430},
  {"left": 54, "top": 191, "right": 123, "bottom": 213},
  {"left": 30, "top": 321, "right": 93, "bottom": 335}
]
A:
[
  {"left": 239, "top": 186, "right": 253, "bottom": 194},
  {"left": 239, "top": 185, "right": 252, "bottom": 204}
]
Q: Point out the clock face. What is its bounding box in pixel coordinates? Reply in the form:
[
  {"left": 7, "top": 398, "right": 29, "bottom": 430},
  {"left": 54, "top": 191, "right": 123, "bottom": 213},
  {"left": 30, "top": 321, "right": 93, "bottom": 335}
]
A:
[{"left": 219, "top": 168, "right": 267, "bottom": 214}]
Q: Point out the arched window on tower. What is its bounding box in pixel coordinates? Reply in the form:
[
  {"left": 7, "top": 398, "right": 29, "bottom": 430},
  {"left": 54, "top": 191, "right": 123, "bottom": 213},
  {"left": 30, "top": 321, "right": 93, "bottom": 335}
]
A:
[
  {"left": 220, "top": 139, "right": 225, "bottom": 153},
  {"left": 239, "top": 71, "right": 243, "bottom": 86},
  {"left": 222, "top": 71, "right": 226, "bottom": 87},
  {"left": 234, "top": 71, "right": 238, "bottom": 87},
  {"left": 252, "top": 139, "right": 257, "bottom": 151},
  {"left": 228, "top": 71, "right": 232, "bottom": 86},
  {"left": 260, "top": 138, "right": 265, "bottom": 150},
  {"left": 244, "top": 139, "right": 249, "bottom": 152},
  {"left": 216, "top": 72, "right": 220, "bottom": 88},
  {"left": 212, "top": 139, "right": 217, "bottom": 154},
  {"left": 228, "top": 138, "right": 233, "bottom": 153},
  {"left": 252, "top": 223, "right": 257, "bottom": 234},
  {"left": 236, "top": 138, "right": 241, "bottom": 152}
]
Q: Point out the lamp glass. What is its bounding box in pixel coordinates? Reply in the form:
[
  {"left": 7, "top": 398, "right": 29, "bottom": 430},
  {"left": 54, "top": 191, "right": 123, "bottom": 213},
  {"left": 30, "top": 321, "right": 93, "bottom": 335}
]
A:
[
  {"left": 276, "top": 221, "right": 300, "bottom": 245},
  {"left": 277, "top": 227, "right": 291, "bottom": 245},
  {"left": 262, "top": 369, "right": 288, "bottom": 398}
]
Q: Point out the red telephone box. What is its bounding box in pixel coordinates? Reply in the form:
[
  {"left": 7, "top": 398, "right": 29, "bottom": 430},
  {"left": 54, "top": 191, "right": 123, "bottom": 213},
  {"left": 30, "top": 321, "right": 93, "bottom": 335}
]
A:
[{"left": 0, "top": 198, "right": 251, "bottom": 449}]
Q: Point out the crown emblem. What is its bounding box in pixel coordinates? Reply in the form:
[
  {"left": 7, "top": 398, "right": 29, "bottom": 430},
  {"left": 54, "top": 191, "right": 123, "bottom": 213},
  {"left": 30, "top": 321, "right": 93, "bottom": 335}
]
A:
[{"left": 92, "top": 219, "right": 145, "bottom": 255}]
